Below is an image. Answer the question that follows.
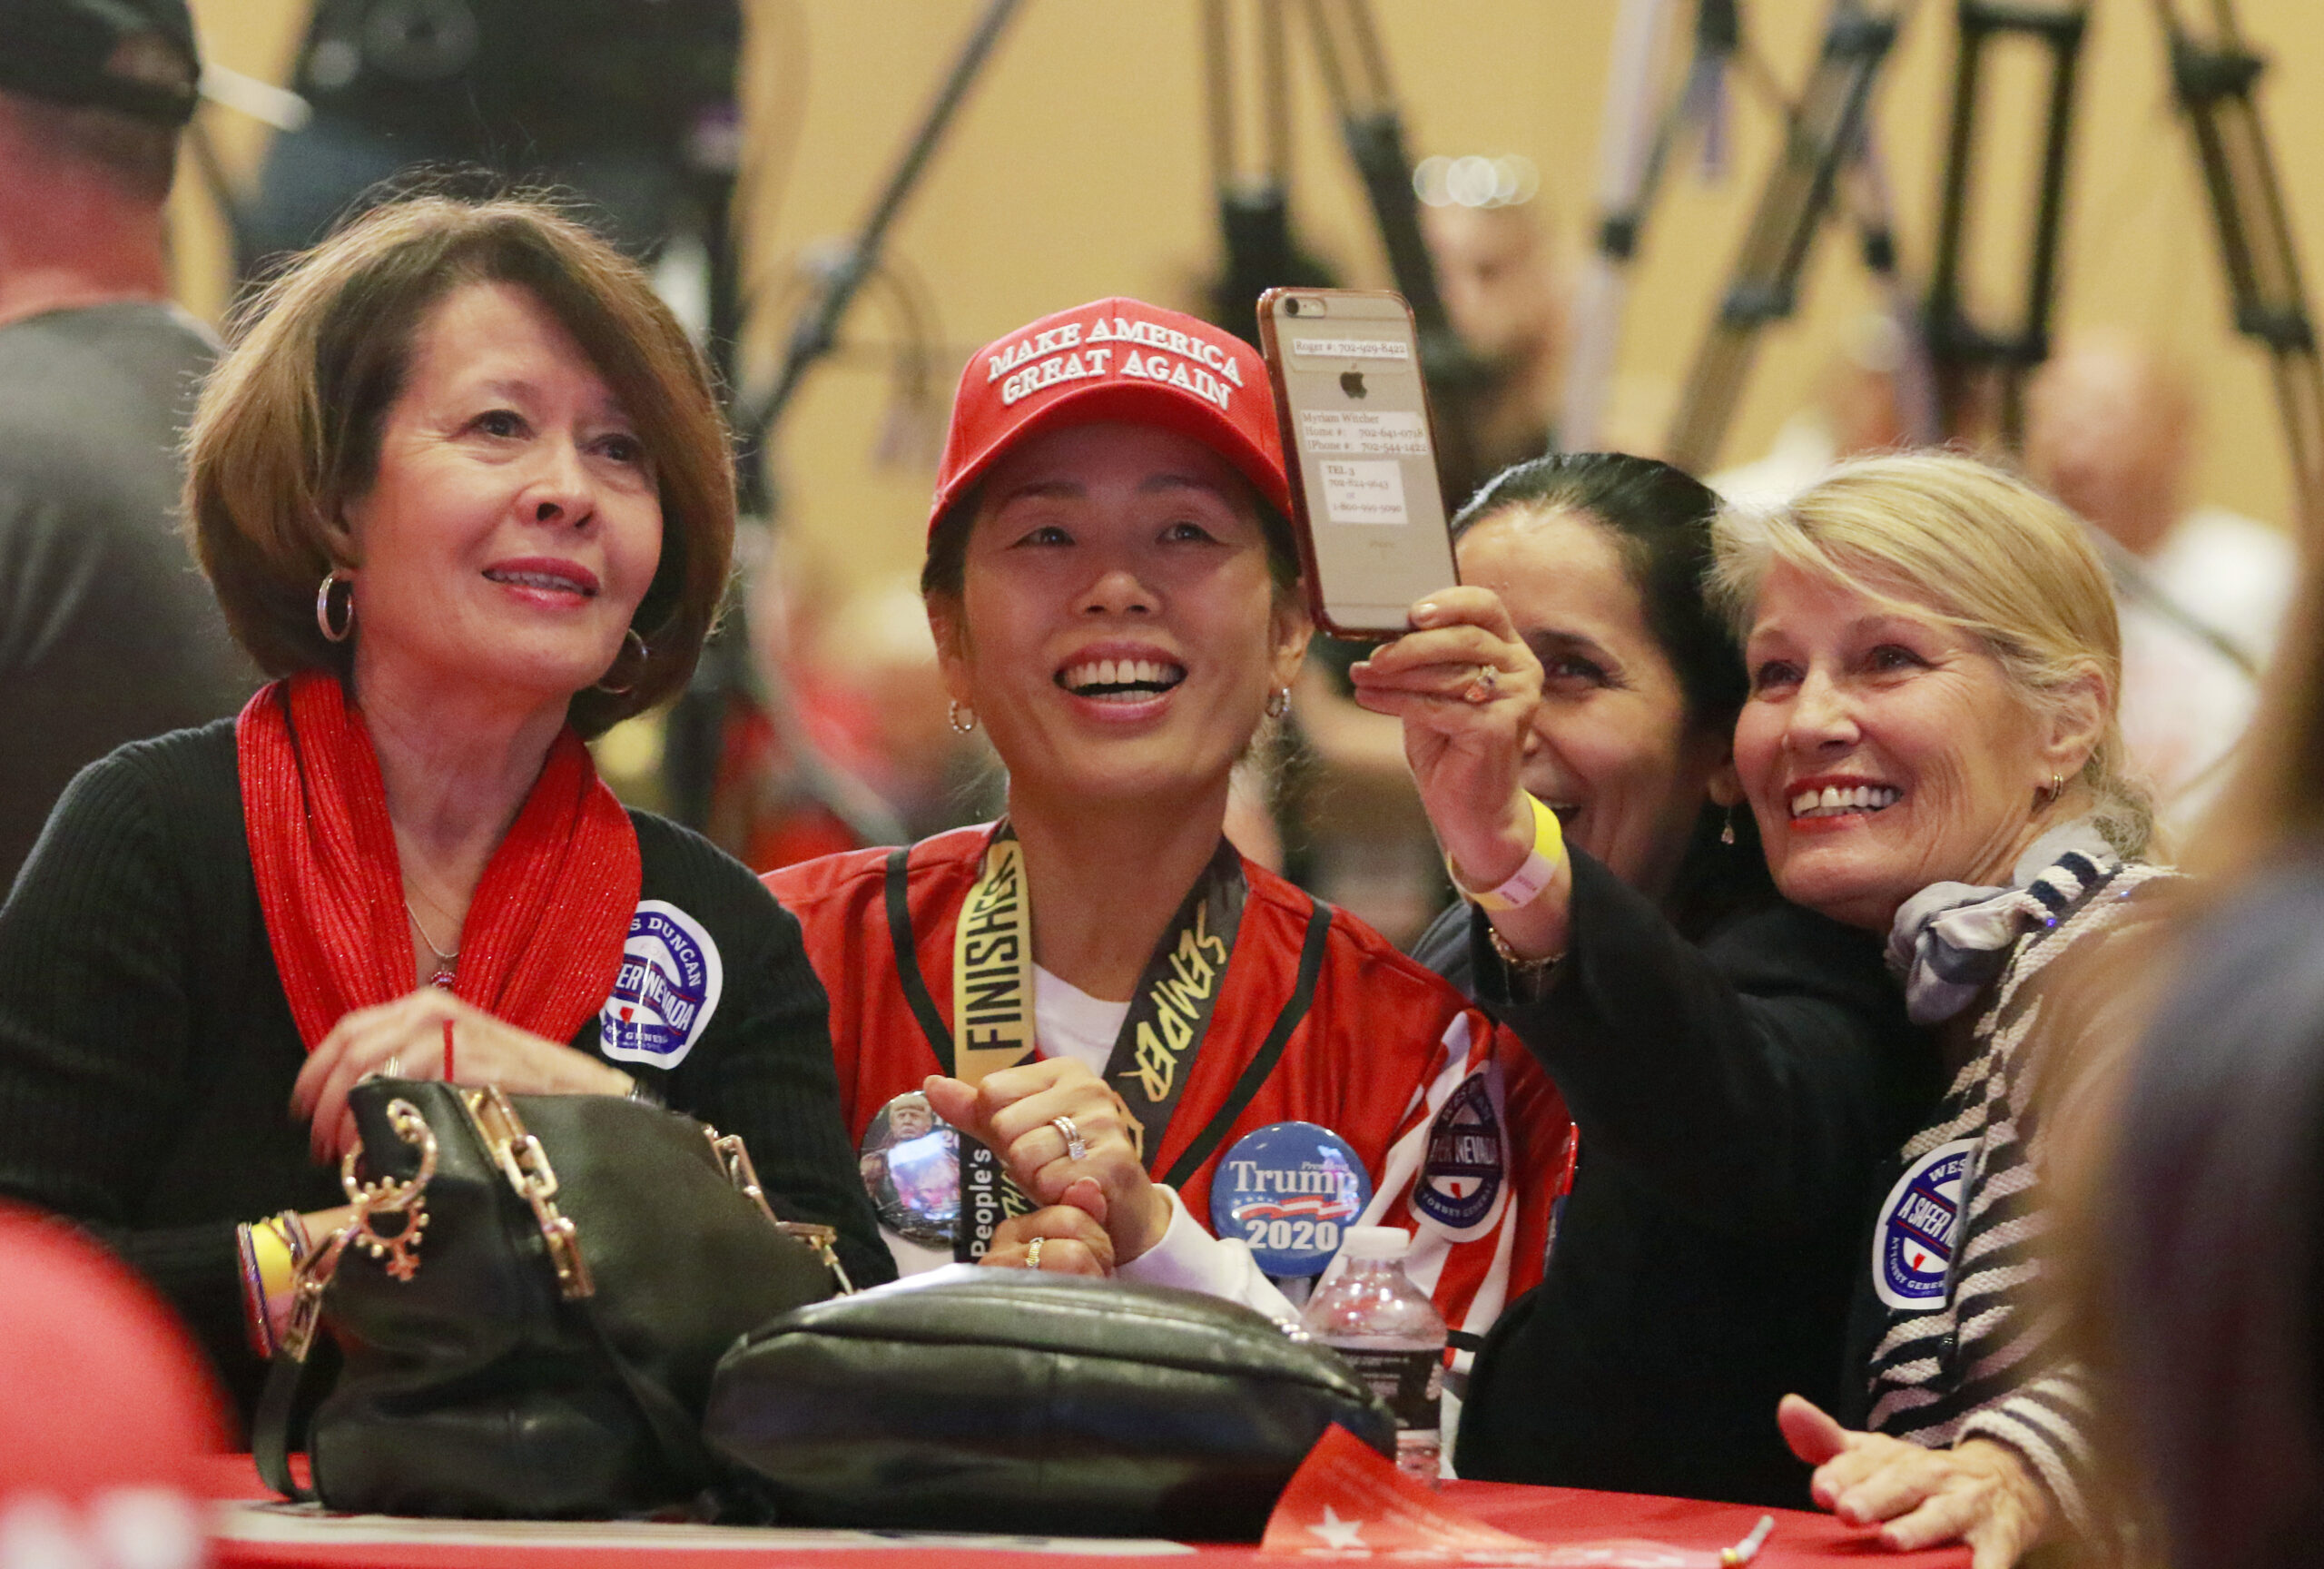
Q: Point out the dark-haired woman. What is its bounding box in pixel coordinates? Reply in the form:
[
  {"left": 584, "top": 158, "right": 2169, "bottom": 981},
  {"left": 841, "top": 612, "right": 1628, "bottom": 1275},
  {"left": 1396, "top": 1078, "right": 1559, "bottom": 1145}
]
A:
[
  {"left": 1359, "top": 454, "right": 1935, "bottom": 1507},
  {"left": 767, "top": 297, "right": 1572, "bottom": 1340},
  {"left": 0, "top": 195, "right": 887, "bottom": 1427}
]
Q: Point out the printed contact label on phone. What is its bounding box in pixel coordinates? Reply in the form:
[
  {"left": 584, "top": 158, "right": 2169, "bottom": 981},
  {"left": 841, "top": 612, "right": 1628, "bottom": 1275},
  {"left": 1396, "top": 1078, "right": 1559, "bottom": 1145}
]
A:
[
  {"left": 1297, "top": 410, "right": 1430, "bottom": 457},
  {"left": 1320, "top": 460, "right": 1408, "bottom": 525},
  {"left": 1291, "top": 336, "right": 1413, "bottom": 361}
]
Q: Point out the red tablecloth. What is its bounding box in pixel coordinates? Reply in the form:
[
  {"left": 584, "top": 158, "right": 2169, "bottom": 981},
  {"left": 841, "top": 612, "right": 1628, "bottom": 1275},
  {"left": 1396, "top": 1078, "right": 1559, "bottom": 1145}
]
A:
[{"left": 196, "top": 1456, "right": 1968, "bottom": 1569}]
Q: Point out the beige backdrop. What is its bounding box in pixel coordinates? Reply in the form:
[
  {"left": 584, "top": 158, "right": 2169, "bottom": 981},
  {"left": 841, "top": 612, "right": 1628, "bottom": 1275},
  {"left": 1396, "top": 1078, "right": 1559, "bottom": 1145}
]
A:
[{"left": 176, "top": 2, "right": 2324, "bottom": 598}]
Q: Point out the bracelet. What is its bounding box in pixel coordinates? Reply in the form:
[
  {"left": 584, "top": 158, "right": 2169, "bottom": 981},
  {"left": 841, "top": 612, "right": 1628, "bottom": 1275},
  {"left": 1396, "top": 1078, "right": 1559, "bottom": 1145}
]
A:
[
  {"left": 270, "top": 1209, "right": 311, "bottom": 1268},
  {"left": 1448, "top": 794, "right": 1567, "bottom": 912},
  {"left": 235, "top": 1222, "right": 276, "bottom": 1360},
  {"left": 1486, "top": 921, "right": 1563, "bottom": 978}
]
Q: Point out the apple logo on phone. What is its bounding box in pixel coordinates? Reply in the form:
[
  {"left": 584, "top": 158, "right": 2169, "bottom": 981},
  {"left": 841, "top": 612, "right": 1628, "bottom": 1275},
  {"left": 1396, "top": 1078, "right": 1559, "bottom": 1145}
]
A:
[{"left": 1340, "top": 370, "right": 1367, "bottom": 399}]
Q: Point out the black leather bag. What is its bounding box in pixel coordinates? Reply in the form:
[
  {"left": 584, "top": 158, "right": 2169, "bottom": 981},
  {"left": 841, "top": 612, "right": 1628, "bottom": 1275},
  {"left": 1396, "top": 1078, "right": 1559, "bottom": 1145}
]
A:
[
  {"left": 255, "top": 1080, "right": 843, "bottom": 1518},
  {"left": 703, "top": 1267, "right": 1395, "bottom": 1540}
]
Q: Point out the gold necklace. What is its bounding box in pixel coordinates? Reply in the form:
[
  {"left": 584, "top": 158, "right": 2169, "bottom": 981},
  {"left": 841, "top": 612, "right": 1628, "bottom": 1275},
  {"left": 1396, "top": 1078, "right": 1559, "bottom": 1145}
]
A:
[{"left": 405, "top": 898, "right": 460, "bottom": 990}]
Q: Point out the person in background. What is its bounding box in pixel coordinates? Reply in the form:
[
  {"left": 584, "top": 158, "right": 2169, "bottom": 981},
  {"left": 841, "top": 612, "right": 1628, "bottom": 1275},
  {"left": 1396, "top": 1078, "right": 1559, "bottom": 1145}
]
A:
[
  {"left": 0, "top": 0, "right": 252, "bottom": 889},
  {"left": 2026, "top": 330, "right": 2292, "bottom": 667},
  {"left": 1709, "top": 312, "right": 1916, "bottom": 511},
  {"left": 2025, "top": 330, "right": 2290, "bottom": 828},
  {"left": 1368, "top": 453, "right": 1931, "bottom": 1509},
  {"left": 2058, "top": 528, "right": 2324, "bottom": 1569},
  {"left": 1369, "top": 451, "right": 2160, "bottom": 1564},
  {"left": 1423, "top": 197, "right": 1567, "bottom": 481},
  {"left": 1717, "top": 456, "right": 2164, "bottom": 1569},
  {"left": 0, "top": 193, "right": 886, "bottom": 1429},
  {"left": 766, "top": 297, "right": 1571, "bottom": 1343}
]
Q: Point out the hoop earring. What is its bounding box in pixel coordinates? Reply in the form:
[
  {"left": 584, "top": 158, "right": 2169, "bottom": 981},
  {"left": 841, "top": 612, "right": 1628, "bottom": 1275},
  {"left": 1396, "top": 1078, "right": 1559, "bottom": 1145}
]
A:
[
  {"left": 315, "top": 570, "right": 354, "bottom": 644},
  {"left": 1719, "top": 805, "right": 1736, "bottom": 846},
  {"left": 1265, "top": 686, "right": 1292, "bottom": 720},
  {"left": 2044, "top": 771, "right": 2066, "bottom": 805},
  {"left": 948, "top": 701, "right": 977, "bottom": 735},
  {"left": 595, "top": 627, "right": 649, "bottom": 696}
]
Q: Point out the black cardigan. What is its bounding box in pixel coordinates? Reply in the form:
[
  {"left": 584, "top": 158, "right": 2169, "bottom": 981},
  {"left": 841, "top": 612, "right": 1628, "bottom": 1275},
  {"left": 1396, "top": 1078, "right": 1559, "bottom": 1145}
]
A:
[
  {"left": 0, "top": 721, "right": 889, "bottom": 1431},
  {"left": 1419, "top": 850, "right": 1935, "bottom": 1508}
]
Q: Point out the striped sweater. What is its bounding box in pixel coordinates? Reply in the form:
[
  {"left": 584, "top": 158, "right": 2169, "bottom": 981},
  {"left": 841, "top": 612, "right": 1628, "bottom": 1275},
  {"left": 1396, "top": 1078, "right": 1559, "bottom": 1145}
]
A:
[{"left": 1862, "top": 851, "right": 2173, "bottom": 1541}]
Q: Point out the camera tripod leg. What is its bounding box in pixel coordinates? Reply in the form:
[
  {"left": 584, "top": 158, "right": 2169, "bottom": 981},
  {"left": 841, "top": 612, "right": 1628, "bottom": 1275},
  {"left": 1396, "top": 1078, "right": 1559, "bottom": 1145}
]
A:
[
  {"left": 1922, "top": 2, "right": 2089, "bottom": 449},
  {"left": 1560, "top": 0, "right": 1684, "bottom": 451},
  {"left": 1303, "top": 0, "right": 1489, "bottom": 498},
  {"left": 1665, "top": 0, "right": 1917, "bottom": 476},
  {"left": 2153, "top": 0, "right": 2324, "bottom": 538}
]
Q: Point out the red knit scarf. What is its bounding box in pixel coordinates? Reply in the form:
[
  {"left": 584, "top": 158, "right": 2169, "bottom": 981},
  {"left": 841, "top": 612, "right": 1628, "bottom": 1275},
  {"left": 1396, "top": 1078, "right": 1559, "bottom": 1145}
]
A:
[{"left": 237, "top": 671, "right": 642, "bottom": 1051}]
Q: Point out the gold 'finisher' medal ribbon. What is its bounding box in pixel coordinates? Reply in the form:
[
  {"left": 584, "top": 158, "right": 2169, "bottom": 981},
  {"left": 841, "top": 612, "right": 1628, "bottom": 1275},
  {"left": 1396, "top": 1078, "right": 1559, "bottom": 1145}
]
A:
[
  {"left": 952, "top": 834, "right": 1039, "bottom": 1259},
  {"left": 954, "top": 836, "right": 1036, "bottom": 1082},
  {"left": 943, "top": 825, "right": 1246, "bottom": 1262}
]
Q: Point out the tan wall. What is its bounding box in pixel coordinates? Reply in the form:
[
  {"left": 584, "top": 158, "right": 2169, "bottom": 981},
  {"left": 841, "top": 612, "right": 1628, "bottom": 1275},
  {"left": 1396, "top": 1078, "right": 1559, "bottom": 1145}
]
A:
[{"left": 179, "top": 2, "right": 2324, "bottom": 597}]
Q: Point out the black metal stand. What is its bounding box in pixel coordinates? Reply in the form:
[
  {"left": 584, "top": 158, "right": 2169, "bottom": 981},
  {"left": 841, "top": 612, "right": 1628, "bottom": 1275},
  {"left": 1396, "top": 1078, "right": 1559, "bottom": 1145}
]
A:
[
  {"left": 1662, "top": 0, "right": 2318, "bottom": 532},
  {"left": 665, "top": 0, "right": 1021, "bottom": 838},
  {"left": 1666, "top": 0, "right": 1908, "bottom": 476},
  {"left": 1197, "top": 0, "right": 1487, "bottom": 500},
  {"left": 1302, "top": 0, "right": 1490, "bottom": 500},
  {"left": 2155, "top": 0, "right": 2324, "bottom": 539},
  {"left": 1923, "top": 1, "right": 2088, "bottom": 448},
  {"left": 734, "top": 0, "right": 1024, "bottom": 505},
  {"left": 1202, "top": 0, "right": 1339, "bottom": 344}
]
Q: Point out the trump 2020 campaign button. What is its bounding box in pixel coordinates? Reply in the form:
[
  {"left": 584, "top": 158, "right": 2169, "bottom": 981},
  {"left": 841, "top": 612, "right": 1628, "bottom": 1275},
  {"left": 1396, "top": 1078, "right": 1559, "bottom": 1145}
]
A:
[
  {"left": 1872, "top": 1139, "right": 1977, "bottom": 1310},
  {"left": 1210, "top": 1122, "right": 1373, "bottom": 1278}
]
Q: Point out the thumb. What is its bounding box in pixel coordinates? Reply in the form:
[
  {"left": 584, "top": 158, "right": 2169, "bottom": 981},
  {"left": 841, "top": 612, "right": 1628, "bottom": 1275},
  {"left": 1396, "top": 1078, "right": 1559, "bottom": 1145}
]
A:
[
  {"left": 1777, "top": 1394, "right": 1853, "bottom": 1467},
  {"left": 1060, "top": 1175, "right": 1110, "bottom": 1225},
  {"left": 921, "top": 1074, "right": 987, "bottom": 1138}
]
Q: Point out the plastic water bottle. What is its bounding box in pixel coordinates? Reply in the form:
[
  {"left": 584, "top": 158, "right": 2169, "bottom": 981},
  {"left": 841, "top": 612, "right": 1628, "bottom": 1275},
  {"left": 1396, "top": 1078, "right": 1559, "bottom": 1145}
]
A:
[{"left": 1302, "top": 1226, "right": 1448, "bottom": 1482}]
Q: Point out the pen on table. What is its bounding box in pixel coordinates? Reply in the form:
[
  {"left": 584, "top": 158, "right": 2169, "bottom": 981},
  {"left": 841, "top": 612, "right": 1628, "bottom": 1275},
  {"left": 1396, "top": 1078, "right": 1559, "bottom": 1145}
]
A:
[{"left": 1721, "top": 1514, "right": 1776, "bottom": 1565}]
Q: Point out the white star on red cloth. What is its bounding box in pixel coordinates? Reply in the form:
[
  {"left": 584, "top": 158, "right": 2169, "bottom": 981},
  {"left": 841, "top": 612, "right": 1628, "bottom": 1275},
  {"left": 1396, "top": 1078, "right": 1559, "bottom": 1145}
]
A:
[{"left": 1305, "top": 1505, "right": 1367, "bottom": 1549}]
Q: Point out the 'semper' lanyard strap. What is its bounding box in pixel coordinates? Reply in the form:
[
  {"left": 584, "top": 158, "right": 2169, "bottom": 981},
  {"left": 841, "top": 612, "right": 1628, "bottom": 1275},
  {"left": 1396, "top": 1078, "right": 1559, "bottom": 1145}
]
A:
[{"left": 940, "top": 824, "right": 1245, "bottom": 1260}]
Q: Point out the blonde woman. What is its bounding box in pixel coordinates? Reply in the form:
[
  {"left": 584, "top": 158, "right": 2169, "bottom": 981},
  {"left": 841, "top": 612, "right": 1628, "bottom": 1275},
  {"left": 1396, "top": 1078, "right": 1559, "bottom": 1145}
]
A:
[
  {"left": 1719, "top": 455, "right": 2165, "bottom": 1568},
  {"left": 1374, "top": 450, "right": 2162, "bottom": 1564}
]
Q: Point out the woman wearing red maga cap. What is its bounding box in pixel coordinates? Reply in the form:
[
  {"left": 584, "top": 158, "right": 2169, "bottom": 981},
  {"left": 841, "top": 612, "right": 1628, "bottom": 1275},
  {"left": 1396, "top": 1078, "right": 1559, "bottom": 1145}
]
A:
[
  {"left": 0, "top": 194, "right": 886, "bottom": 1427},
  {"left": 765, "top": 298, "right": 1571, "bottom": 1331}
]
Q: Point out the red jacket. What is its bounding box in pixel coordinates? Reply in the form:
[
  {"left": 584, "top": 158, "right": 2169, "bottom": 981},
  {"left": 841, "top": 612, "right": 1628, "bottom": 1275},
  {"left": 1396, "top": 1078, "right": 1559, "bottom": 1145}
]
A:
[{"left": 765, "top": 825, "right": 1573, "bottom": 1337}]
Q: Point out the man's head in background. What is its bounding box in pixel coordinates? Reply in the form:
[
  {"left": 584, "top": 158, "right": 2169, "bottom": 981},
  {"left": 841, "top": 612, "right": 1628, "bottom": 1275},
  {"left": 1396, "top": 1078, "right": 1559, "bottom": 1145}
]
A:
[
  {"left": 2024, "top": 330, "right": 2199, "bottom": 558},
  {"left": 0, "top": 0, "right": 200, "bottom": 202}
]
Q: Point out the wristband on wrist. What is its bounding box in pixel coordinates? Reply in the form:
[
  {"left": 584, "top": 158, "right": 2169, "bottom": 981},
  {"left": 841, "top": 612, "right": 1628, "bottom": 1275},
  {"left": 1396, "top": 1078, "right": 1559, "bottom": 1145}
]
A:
[{"left": 1448, "top": 793, "right": 1567, "bottom": 912}]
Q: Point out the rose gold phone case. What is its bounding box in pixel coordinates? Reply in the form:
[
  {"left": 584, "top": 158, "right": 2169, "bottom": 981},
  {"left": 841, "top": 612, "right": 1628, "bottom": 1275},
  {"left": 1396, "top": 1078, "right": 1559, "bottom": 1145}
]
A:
[{"left": 1258, "top": 288, "right": 1460, "bottom": 640}]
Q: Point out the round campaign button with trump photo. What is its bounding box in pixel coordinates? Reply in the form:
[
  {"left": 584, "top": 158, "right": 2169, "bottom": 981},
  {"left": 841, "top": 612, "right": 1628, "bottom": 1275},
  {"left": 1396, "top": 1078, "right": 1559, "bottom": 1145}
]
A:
[
  {"left": 859, "top": 1090, "right": 962, "bottom": 1248},
  {"left": 1210, "top": 1122, "right": 1374, "bottom": 1278}
]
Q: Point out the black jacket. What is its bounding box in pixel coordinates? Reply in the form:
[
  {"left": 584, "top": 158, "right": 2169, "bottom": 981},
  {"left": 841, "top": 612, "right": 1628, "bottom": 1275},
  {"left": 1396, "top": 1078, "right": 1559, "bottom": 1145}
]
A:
[
  {"left": 1419, "top": 850, "right": 1935, "bottom": 1507},
  {"left": 0, "top": 721, "right": 889, "bottom": 1431}
]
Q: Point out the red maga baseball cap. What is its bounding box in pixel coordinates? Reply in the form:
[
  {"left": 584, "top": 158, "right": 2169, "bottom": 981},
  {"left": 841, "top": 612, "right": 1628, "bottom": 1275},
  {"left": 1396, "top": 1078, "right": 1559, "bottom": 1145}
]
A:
[{"left": 929, "top": 297, "right": 1291, "bottom": 536}]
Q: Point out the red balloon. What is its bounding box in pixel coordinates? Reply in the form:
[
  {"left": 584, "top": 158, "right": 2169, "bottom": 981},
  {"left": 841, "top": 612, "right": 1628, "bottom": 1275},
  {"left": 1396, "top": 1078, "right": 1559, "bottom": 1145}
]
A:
[{"left": 0, "top": 1199, "right": 228, "bottom": 1499}]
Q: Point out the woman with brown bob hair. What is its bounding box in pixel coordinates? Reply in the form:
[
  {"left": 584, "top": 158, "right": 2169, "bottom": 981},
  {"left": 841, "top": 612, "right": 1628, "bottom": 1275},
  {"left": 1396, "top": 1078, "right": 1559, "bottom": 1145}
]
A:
[{"left": 0, "top": 192, "right": 887, "bottom": 1427}]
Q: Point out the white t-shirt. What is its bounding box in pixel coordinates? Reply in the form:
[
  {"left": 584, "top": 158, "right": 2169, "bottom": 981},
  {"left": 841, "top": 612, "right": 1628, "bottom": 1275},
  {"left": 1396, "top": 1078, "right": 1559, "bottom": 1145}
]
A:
[
  {"left": 878, "top": 965, "right": 1295, "bottom": 1323},
  {"left": 2114, "top": 507, "right": 2287, "bottom": 836},
  {"left": 2149, "top": 506, "right": 2295, "bottom": 668}
]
